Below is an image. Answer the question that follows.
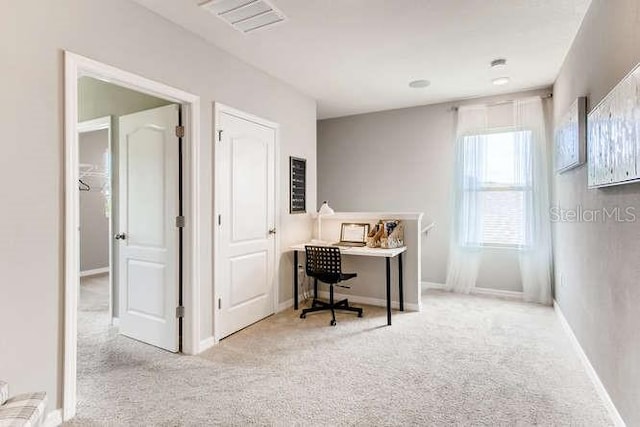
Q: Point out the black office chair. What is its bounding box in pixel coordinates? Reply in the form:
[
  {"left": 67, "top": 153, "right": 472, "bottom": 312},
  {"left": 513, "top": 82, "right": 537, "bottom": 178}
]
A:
[{"left": 300, "top": 245, "right": 363, "bottom": 326}]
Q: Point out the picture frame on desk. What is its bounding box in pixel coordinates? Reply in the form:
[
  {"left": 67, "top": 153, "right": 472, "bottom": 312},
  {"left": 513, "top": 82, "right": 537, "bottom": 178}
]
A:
[{"left": 340, "top": 223, "right": 370, "bottom": 244}]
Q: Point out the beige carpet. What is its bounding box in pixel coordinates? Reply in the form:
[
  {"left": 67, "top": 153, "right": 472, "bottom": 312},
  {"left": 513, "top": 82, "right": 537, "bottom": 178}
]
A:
[{"left": 69, "top": 277, "right": 612, "bottom": 426}]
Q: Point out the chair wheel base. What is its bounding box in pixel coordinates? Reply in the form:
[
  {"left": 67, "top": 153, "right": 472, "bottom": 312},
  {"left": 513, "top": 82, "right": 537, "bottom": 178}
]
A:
[{"left": 299, "top": 294, "right": 362, "bottom": 325}]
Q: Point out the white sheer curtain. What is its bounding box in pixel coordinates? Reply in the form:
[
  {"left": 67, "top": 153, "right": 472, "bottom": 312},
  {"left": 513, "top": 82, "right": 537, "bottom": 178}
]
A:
[
  {"left": 445, "top": 105, "right": 488, "bottom": 293},
  {"left": 514, "top": 97, "right": 553, "bottom": 305}
]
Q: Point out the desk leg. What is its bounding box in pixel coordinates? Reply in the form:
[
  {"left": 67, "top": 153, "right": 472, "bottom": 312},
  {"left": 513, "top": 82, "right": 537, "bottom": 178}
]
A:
[
  {"left": 398, "top": 253, "right": 404, "bottom": 312},
  {"left": 386, "top": 257, "right": 391, "bottom": 326},
  {"left": 294, "top": 251, "right": 298, "bottom": 310}
]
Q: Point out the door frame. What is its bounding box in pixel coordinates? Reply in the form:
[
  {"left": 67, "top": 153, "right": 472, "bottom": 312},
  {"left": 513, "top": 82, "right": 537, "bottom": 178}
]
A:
[
  {"left": 63, "top": 51, "right": 202, "bottom": 421},
  {"left": 213, "top": 103, "right": 280, "bottom": 343},
  {"left": 77, "top": 116, "right": 114, "bottom": 323}
]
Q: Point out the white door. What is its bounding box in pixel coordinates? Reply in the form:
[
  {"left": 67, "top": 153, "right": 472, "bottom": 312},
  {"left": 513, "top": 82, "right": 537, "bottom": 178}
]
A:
[
  {"left": 117, "top": 104, "right": 180, "bottom": 352},
  {"left": 218, "top": 110, "right": 276, "bottom": 339}
]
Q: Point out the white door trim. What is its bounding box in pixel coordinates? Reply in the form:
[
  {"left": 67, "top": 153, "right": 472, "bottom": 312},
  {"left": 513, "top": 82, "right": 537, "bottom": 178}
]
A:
[
  {"left": 77, "top": 116, "right": 111, "bottom": 133},
  {"left": 64, "top": 51, "right": 202, "bottom": 421},
  {"left": 213, "top": 103, "right": 280, "bottom": 343},
  {"left": 77, "top": 116, "right": 114, "bottom": 323}
]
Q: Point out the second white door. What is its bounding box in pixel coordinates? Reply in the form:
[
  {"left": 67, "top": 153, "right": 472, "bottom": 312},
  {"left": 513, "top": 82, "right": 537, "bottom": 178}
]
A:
[{"left": 217, "top": 109, "right": 276, "bottom": 339}]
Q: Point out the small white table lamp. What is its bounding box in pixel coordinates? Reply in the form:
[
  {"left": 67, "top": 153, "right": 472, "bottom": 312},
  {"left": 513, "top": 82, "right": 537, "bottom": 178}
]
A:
[{"left": 316, "top": 201, "right": 335, "bottom": 243}]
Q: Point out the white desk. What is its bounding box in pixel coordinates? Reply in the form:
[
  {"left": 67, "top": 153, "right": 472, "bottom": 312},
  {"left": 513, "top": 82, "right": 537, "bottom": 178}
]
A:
[{"left": 290, "top": 243, "right": 407, "bottom": 325}]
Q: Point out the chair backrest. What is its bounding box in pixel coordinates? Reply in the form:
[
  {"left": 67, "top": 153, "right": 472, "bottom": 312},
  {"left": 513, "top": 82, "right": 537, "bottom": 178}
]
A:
[{"left": 305, "top": 245, "right": 342, "bottom": 283}]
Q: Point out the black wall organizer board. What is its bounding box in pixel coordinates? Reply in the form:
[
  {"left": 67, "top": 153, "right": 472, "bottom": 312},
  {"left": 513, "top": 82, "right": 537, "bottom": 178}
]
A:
[{"left": 290, "top": 156, "right": 306, "bottom": 213}]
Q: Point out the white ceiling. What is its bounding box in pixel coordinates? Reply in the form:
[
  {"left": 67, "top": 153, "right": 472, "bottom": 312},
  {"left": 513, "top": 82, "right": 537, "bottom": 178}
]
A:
[{"left": 132, "top": 0, "right": 591, "bottom": 119}]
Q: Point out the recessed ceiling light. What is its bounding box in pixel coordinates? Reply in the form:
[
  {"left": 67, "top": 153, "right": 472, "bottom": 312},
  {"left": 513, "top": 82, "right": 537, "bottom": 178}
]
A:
[
  {"left": 490, "top": 58, "right": 507, "bottom": 68},
  {"left": 409, "top": 79, "right": 431, "bottom": 89},
  {"left": 492, "top": 77, "right": 511, "bottom": 86}
]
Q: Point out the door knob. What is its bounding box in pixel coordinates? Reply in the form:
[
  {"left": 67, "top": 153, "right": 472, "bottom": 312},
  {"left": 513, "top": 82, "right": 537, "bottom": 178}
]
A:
[
  {"left": 114, "top": 233, "right": 126, "bottom": 240},
  {"left": 268, "top": 228, "right": 276, "bottom": 235}
]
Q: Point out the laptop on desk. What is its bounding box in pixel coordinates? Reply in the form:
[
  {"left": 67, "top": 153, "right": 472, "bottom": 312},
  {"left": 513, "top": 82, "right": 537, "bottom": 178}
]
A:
[{"left": 333, "top": 223, "right": 370, "bottom": 247}]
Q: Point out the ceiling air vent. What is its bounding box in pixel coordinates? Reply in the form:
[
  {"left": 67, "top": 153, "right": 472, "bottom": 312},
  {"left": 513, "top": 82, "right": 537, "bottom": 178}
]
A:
[{"left": 200, "top": 0, "right": 286, "bottom": 34}]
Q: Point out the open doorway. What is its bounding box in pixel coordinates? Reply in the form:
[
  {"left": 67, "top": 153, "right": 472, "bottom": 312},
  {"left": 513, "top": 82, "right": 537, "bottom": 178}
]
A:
[
  {"left": 76, "top": 79, "right": 182, "bottom": 415},
  {"left": 64, "top": 52, "right": 202, "bottom": 421}
]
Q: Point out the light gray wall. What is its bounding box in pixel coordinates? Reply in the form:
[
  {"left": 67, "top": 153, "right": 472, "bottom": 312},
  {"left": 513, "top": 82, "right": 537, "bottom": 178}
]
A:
[
  {"left": 552, "top": 0, "right": 640, "bottom": 423},
  {"left": 79, "top": 76, "right": 172, "bottom": 122},
  {"left": 0, "top": 0, "right": 316, "bottom": 414},
  {"left": 79, "top": 77, "right": 175, "bottom": 318},
  {"left": 317, "top": 89, "right": 551, "bottom": 291},
  {"left": 79, "top": 129, "right": 109, "bottom": 272}
]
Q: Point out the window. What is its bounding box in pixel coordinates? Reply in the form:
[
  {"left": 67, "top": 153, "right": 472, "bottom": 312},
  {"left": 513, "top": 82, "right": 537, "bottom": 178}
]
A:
[{"left": 459, "top": 130, "right": 532, "bottom": 248}]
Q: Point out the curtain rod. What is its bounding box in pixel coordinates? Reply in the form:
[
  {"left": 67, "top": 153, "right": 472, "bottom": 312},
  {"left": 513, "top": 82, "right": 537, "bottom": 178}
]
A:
[{"left": 450, "top": 93, "right": 553, "bottom": 111}]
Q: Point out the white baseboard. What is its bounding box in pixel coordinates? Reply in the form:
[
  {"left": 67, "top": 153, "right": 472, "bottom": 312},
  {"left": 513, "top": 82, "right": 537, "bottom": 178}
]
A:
[
  {"left": 278, "top": 294, "right": 313, "bottom": 312},
  {"left": 421, "top": 281, "right": 523, "bottom": 301},
  {"left": 79, "top": 267, "right": 109, "bottom": 277},
  {"left": 315, "top": 290, "right": 420, "bottom": 311},
  {"left": 422, "top": 281, "right": 445, "bottom": 290},
  {"left": 554, "top": 300, "right": 625, "bottom": 427},
  {"left": 281, "top": 293, "right": 421, "bottom": 312},
  {"left": 44, "top": 409, "right": 63, "bottom": 427},
  {"left": 472, "top": 287, "right": 523, "bottom": 300},
  {"left": 111, "top": 317, "right": 119, "bottom": 327},
  {"left": 198, "top": 336, "right": 216, "bottom": 353},
  {"left": 278, "top": 299, "right": 294, "bottom": 312}
]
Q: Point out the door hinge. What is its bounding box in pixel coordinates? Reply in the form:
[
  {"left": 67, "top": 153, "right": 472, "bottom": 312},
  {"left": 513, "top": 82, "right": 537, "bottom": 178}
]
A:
[
  {"left": 175, "top": 125, "right": 185, "bottom": 138},
  {"left": 176, "top": 215, "right": 185, "bottom": 228},
  {"left": 218, "top": 214, "right": 221, "bottom": 226},
  {"left": 217, "top": 129, "right": 223, "bottom": 142},
  {"left": 218, "top": 298, "right": 221, "bottom": 309},
  {"left": 176, "top": 306, "right": 185, "bottom": 318}
]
